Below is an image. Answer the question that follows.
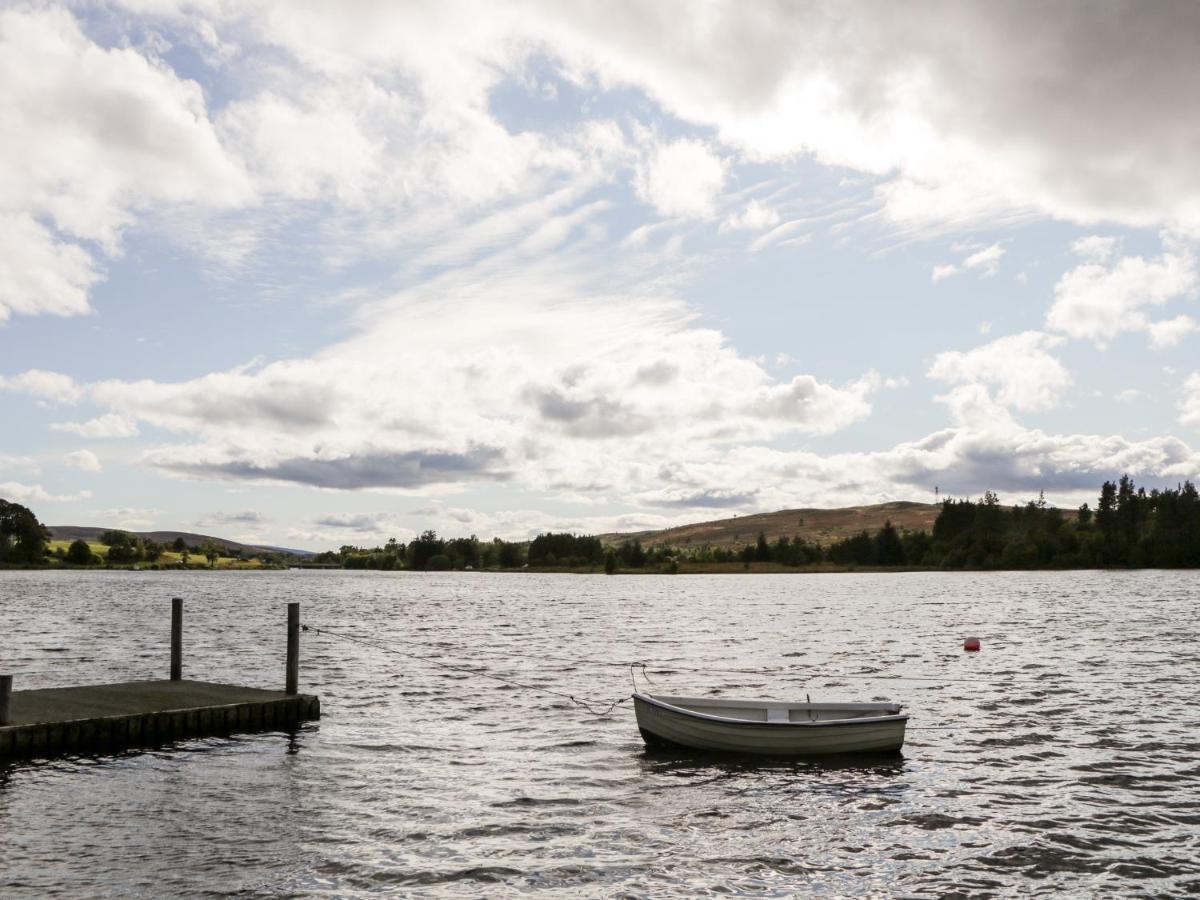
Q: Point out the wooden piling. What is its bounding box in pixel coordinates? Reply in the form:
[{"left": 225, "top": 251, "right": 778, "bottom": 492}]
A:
[
  {"left": 0, "top": 675, "right": 12, "bottom": 726},
  {"left": 170, "top": 597, "right": 183, "bottom": 681},
  {"left": 286, "top": 602, "right": 300, "bottom": 695}
]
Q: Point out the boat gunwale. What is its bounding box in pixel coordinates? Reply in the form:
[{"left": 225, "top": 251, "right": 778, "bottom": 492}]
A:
[{"left": 633, "top": 692, "right": 909, "bottom": 728}]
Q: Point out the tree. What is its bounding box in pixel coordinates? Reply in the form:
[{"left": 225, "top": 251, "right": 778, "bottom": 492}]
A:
[
  {"left": 873, "top": 520, "right": 906, "bottom": 566},
  {"left": 1077, "top": 502, "right": 1093, "bottom": 527},
  {"left": 201, "top": 541, "right": 221, "bottom": 568},
  {"left": 408, "top": 530, "right": 445, "bottom": 570},
  {"left": 755, "top": 532, "right": 771, "bottom": 562},
  {"left": 619, "top": 539, "right": 646, "bottom": 568},
  {"left": 104, "top": 530, "right": 142, "bottom": 564},
  {"left": 66, "top": 539, "right": 94, "bottom": 565},
  {"left": 0, "top": 499, "right": 50, "bottom": 564},
  {"left": 171, "top": 536, "right": 187, "bottom": 552}
]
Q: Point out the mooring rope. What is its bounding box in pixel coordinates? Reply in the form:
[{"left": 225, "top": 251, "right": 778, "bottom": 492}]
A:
[
  {"left": 302, "top": 625, "right": 630, "bottom": 717},
  {"left": 303, "top": 624, "right": 1192, "bottom": 688}
]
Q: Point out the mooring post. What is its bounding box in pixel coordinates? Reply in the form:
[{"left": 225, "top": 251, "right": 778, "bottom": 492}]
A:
[
  {"left": 286, "top": 602, "right": 300, "bottom": 695},
  {"left": 170, "top": 597, "right": 183, "bottom": 681},
  {"left": 0, "top": 674, "right": 12, "bottom": 726}
]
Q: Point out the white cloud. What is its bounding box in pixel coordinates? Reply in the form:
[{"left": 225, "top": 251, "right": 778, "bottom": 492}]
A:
[
  {"left": 748, "top": 219, "right": 808, "bottom": 253},
  {"left": 721, "top": 200, "right": 780, "bottom": 232},
  {"left": 24, "top": 253, "right": 884, "bottom": 498},
  {"left": 963, "top": 243, "right": 1005, "bottom": 276},
  {"left": 1147, "top": 314, "right": 1198, "bottom": 350},
  {"left": 931, "top": 263, "right": 959, "bottom": 283},
  {"left": 1115, "top": 389, "right": 1143, "bottom": 404},
  {"left": 92, "top": 507, "right": 158, "bottom": 529},
  {"left": 634, "top": 138, "right": 725, "bottom": 219},
  {"left": 6, "top": 1, "right": 1200, "bottom": 330},
  {"left": 0, "top": 454, "right": 38, "bottom": 473},
  {"left": 933, "top": 243, "right": 1005, "bottom": 283},
  {"left": 0, "top": 369, "right": 82, "bottom": 404},
  {"left": 50, "top": 414, "right": 140, "bottom": 438},
  {"left": 196, "top": 510, "right": 268, "bottom": 527},
  {"left": 1182, "top": 373, "right": 1200, "bottom": 428},
  {"left": 63, "top": 449, "right": 101, "bottom": 472},
  {"left": 928, "top": 331, "right": 1071, "bottom": 412},
  {"left": 534, "top": 3, "right": 1200, "bottom": 232},
  {"left": 0, "top": 7, "right": 249, "bottom": 320},
  {"left": 0, "top": 214, "right": 99, "bottom": 322},
  {"left": 1071, "top": 235, "right": 1121, "bottom": 263},
  {"left": 0, "top": 482, "right": 92, "bottom": 504},
  {"left": 1046, "top": 248, "right": 1197, "bottom": 347}
]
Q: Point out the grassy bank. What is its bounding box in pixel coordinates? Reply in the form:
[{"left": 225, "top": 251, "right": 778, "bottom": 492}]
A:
[{"left": 46, "top": 540, "right": 265, "bottom": 569}]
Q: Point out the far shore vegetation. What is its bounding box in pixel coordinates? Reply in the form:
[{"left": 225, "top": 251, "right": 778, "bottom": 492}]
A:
[{"left": 3, "top": 476, "right": 1200, "bottom": 574}]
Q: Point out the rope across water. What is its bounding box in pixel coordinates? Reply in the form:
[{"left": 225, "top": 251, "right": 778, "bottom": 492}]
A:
[{"left": 303, "top": 625, "right": 632, "bottom": 717}]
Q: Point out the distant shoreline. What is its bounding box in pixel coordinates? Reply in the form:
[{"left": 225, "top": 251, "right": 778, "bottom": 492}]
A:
[{"left": 3, "top": 561, "right": 1190, "bottom": 575}]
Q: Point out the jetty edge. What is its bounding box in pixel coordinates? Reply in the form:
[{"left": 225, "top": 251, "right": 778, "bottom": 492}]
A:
[{"left": 0, "top": 599, "right": 320, "bottom": 760}]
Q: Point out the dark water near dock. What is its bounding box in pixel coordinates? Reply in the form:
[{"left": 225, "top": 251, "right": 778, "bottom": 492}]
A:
[{"left": 2, "top": 570, "right": 1199, "bottom": 897}]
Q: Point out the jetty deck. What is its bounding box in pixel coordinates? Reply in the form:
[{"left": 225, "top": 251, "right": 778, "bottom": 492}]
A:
[
  {"left": 1, "top": 599, "right": 320, "bottom": 760},
  {"left": 0, "top": 679, "right": 320, "bottom": 759}
]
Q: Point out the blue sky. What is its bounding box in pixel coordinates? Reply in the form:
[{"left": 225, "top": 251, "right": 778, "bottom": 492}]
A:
[{"left": 2, "top": 2, "right": 1200, "bottom": 549}]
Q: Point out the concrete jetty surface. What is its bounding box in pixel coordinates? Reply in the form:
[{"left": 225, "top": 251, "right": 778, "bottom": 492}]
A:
[{"left": 0, "top": 679, "right": 320, "bottom": 759}]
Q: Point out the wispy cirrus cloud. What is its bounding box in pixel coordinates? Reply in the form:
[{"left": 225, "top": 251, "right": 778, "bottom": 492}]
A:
[{"left": 0, "top": 482, "right": 92, "bottom": 504}]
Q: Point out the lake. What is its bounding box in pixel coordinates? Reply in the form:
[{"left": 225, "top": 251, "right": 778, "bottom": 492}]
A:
[{"left": 2, "top": 569, "right": 1198, "bottom": 897}]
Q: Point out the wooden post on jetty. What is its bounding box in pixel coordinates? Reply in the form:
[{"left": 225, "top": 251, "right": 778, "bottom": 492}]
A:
[
  {"left": 0, "top": 675, "right": 12, "bottom": 726},
  {"left": 286, "top": 602, "right": 300, "bottom": 695},
  {"left": 170, "top": 597, "right": 183, "bottom": 681}
]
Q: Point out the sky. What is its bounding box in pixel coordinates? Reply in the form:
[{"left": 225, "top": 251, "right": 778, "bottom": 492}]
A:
[{"left": 3, "top": 1, "right": 1200, "bottom": 551}]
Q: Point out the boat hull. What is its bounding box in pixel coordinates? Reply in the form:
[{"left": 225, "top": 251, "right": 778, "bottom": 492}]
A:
[{"left": 634, "top": 693, "right": 907, "bottom": 756}]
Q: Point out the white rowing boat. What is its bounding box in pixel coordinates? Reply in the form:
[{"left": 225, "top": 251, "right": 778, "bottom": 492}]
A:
[{"left": 633, "top": 692, "right": 908, "bottom": 756}]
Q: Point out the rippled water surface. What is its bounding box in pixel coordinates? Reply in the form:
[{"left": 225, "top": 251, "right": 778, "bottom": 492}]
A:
[{"left": 2, "top": 570, "right": 1199, "bottom": 897}]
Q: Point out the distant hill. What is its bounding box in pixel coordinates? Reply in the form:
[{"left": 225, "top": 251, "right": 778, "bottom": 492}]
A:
[
  {"left": 599, "top": 501, "right": 942, "bottom": 550},
  {"left": 47, "top": 526, "right": 313, "bottom": 558}
]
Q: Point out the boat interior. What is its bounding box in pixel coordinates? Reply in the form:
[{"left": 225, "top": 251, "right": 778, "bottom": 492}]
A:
[{"left": 646, "top": 694, "right": 903, "bottom": 723}]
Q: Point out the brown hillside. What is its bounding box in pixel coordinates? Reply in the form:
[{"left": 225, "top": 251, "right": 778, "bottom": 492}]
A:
[{"left": 600, "top": 501, "right": 941, "bottom": 550}]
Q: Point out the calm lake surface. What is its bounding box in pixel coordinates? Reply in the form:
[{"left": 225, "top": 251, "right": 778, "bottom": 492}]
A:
[{"left": 1, "top": 569, "right": 1198, "bottom": 897}]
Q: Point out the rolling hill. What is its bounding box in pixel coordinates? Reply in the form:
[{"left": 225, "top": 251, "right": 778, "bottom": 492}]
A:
[{"left": 599, "top": 501, "right": 942, "bottom": 550}]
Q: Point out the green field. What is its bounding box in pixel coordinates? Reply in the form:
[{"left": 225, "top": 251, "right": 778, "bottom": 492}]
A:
[{"left": 46, "top": 540, "right": 262, "bottom": 569}]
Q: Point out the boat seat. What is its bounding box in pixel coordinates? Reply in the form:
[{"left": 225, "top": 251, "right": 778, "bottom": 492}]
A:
[{"left": 767, "top": 708, "right": 790, "bottom": 723}]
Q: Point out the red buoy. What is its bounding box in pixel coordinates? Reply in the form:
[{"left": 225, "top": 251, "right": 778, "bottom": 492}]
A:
[{"left": 963, "top": 636, "right": 981, "bottom": 652}]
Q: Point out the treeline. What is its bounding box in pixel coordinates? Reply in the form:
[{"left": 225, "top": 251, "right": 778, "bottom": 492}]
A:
[
  {"left": 672, "top": 478, "right": 1200, "bottom": 570},
  {"left": 921, "top": 478, "right": 1200, "bottom": 568},
  {"left": 322, "top": 531, "right": 611, "bottom": 570}
]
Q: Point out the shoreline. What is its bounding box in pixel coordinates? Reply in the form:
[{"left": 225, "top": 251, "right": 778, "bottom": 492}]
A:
[{"left": 3, "top": 562, "right": 1193, "bottom": 574}]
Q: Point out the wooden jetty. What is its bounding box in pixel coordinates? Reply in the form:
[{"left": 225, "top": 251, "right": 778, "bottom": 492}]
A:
[{"left": 0, "top": 599, "right": 320, "bottom": 760}]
